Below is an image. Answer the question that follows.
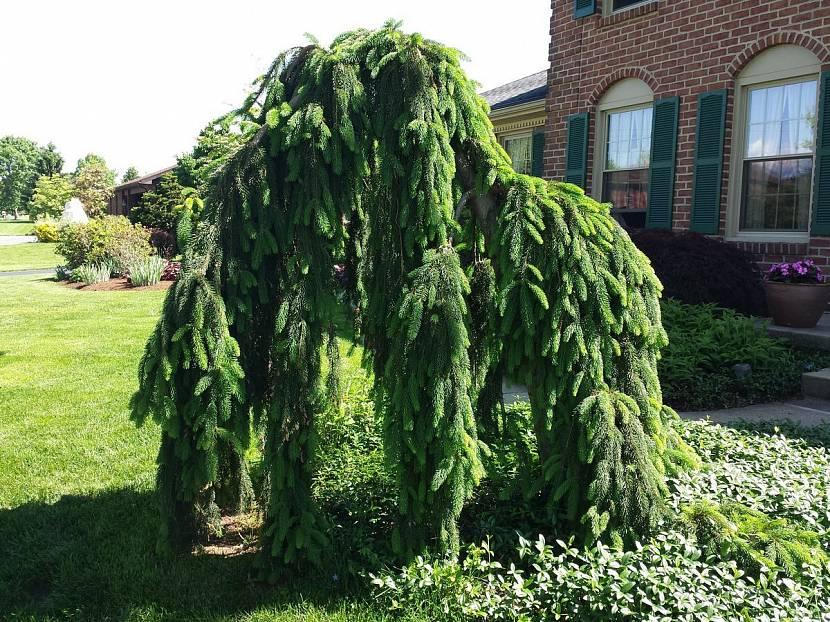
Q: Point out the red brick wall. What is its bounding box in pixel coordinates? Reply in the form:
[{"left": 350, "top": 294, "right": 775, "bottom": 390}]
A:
[{"left": 544, "top": 0, "right": 830, "bottom": 266}]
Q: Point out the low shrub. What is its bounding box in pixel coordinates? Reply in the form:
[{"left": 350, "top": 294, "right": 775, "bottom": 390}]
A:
[
  {"left": 659, "top": 300, "right": 830, "bottom": 410},
  {"left": 631, "top": 229, "right": 766, "bottom": 316},
  {"left": 32, "top": 221, "right": 59, "bottom": 243},
  {"left": 149, "top": 228, "right": 176, "bottom": 259},
  {"left": 372, "top": 420, "right": 830, "bottom": 621},
  {"left": 54, "top": 265, "right": 73, "bottom": 281},
  {"left": 128, "top": 256, "right": 166, "bottom": 287},
  {"left": 371, "top": 535, "right": 830, "bottom": 621},
  {"left": 74, "top": 263, "right": 111, "bottom": 285},
  {"left": 56, "top": 216, "right": 152, "bottom": 272},
  {"left": 161, "top": 260, "right": 181, "bottom": 281}
]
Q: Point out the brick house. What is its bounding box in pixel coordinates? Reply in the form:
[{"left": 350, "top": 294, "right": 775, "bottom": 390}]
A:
[
  {"left": 493, "top": 0, "right": 830, "bottom": 269},
  {"left": 108, "top": 165, "right": 176, "bottom": 217}
]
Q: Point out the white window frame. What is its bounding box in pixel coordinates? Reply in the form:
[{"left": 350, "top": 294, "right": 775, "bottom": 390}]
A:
[
  {"left": 501, "top": 130, "right": 534, "bottom": 175},
  {"left": 592, "top": 79, "right": 654, "bottom": 205},
  {"left": 602, "top": 0, "right": 655, "bottom": 16},
  {"left": 726, "top": 45, "right": 821, "bottom": 243}
]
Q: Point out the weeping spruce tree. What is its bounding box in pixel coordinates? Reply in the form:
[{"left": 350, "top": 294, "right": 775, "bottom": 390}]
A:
[{"left": 131, "top": 22, "right": 697, "bottom": 573}]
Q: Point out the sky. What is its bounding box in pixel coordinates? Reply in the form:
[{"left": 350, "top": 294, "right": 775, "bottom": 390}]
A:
[{"left": 0, "top": 1, "right": 550, "bottom": 179}]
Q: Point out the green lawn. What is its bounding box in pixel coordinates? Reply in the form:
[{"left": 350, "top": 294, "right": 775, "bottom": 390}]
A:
[
  {"left": 0, "top": 276, "right": 415, "bottom": 621},
  {"left": 0, "top": 243, "right": 59, "bottom": 271},
  {"left": 0, "top": 220, "right": 34, "bottom": 235}
]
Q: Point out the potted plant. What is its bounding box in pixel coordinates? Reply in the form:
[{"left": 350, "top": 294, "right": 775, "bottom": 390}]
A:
[{"left": 764, "top": 258, "right": 830, "bottom": 328}]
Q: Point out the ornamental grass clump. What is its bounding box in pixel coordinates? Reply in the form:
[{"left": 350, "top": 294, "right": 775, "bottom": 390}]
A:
[
  {"left": 766, "top": 258, "right": 825, "bottom": 283},
  {"left": 75, "top": 263, "right": 111, "bottom": 285},
  {"left": 128, "top": 256, "right": 166, "bottom": 287}
]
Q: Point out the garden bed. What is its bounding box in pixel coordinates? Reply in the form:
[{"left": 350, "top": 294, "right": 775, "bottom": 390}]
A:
[{"left": 63, "top": 277, "right": 173, "bottom": 292}]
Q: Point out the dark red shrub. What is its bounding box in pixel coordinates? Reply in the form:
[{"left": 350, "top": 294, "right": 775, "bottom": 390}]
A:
[
  {"left": 629, "top": 229, "right": 766, "bottom": 316},
  {"left": 162, "top": 260, "right": 181, "bottom": 281},
  {"left": 150, "top": 229, "right": 177, "bottom": 259}
]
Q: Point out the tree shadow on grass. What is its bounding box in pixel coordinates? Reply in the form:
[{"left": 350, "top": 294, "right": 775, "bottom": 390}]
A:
[{"left": 0, "top": 488, "right": 383, "bottom": 620}]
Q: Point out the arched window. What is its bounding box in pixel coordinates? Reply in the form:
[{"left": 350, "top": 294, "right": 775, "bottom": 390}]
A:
[
  {"left": 727, "top": 45, "right": 822, "bottom": 241},
  {"left": 593, "top": 78, "right": 654, "bottom": 229}
]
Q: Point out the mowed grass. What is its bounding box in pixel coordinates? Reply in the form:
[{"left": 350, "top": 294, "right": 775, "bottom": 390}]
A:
[
  {"left": 0, "top": 277, "right": 410, "bottom": 621},
  {"left": 0, "top": 220, "right": 34, "bottom": 235},
  {"left": 0, "top": 243, "right": 59, "bottom": 271}
]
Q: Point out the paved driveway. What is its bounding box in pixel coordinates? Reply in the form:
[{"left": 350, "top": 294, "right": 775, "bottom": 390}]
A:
[{"left": 0, "top": 235, "right": 36, "bottom": 245}]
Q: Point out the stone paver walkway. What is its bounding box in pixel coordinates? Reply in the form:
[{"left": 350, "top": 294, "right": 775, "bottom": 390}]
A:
[
  {"left": 0, "top": 235, "right": 36, "bottom": 245},
  {"left": 680, "top": 399, "right": 830, "bottom": 426}
]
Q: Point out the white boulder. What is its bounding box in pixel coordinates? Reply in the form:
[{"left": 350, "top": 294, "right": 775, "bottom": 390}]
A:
[{"left": 61, "top": 198, "right": 89, "bottom": 224}]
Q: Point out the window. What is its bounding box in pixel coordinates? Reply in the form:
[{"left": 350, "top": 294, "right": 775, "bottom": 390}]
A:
[
  {"left": 602, "top": 106, "right": 653, "bottom": 224},
  {"left": 593, "top": 78, "right": 655, "bottom": 229},
  {"left": 602, "top": 0, "right": 654, "bottom": 15},
  {"left": 727, "top": 45, "right": 822, "bottom": 241},
  {"left": 503, "top": 134, "right": 533, "bottom": 175},
  {"left": 613, "top": 0, "right": 647, "bottom": 10},
  {"left": 739, "top": 80, "right": 817, "bottom": 232}
]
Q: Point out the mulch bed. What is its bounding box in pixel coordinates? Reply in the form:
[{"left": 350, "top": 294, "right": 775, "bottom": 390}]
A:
[{"left": 63, "top": 277, "right": 174, "bottom": 292}]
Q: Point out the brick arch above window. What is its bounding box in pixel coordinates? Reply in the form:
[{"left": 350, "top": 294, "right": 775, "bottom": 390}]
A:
[
  {"left": 727, "top": 31, "right": 830, "bottom": 78},
  {"left": 587, "top": 68, "right": 660, "bottom": 107}
]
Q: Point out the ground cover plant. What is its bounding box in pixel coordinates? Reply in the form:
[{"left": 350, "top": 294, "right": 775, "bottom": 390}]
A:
[
  {"left": 0, "top": 242, "right": 59, "bottom": 271},
  {"left": 2, "top": 276, "right": 829, "bottom": 619},
  {"left": 659, "top": 300, "right": 830, "bottom": 410}
]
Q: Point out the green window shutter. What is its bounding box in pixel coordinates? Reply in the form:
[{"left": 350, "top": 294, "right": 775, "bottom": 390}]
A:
[
  {"left": 812, "top": 71, "right": 830, "bottom": 235},
  {"left": 691, "top": 89, "right": 728, "bottom": 234},
  {"left": 646, "top": 97, "right": 680, "bottom": 229},
  {"left": 531, "top": 131, "right": 545, "bottom": 177},
  {"left": 565, "top": 112, "right": 589, "bottom": 189},
  {"left": 574, "top": 0, "right": 596, "bottom": 18}
]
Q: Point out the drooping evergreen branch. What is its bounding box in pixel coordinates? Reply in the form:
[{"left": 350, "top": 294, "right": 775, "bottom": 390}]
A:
[{"left": 380, "top": 245, "right": 484, "bottom": 556}]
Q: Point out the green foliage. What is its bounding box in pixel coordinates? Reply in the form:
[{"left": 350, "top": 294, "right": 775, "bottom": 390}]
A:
[
  {"left": 75, "top": 262, "right": 111, "bottom": 285},
  {"left": 371, "top": 534, "right": 830, "bottom": 621},
  {"left": 381, "top": 246, "right": 485, "bottom": 556},
  {"left": 122, "top": 166, "right": 140, "bottom": 183},
  {"left": 659, "top": 300, "right": 830, "bottom": 410},
  {"left": 28, "top": 173, "right": 74, "bottom": 220},
  {"left": 682, "top": 500, "right": 826, "bottom": 577},
  {"left": 56, "top": 215, "right": 152, "bottom": 271},
  {"left": 36, "top": 142, "right": 65, "bottom": 178},
  {"left": 175, "top": 114, "right": 255, "bottom": 193},
  {"left": 32, "top": 221, "right": 59, "bottom": 242},
  {"left": 129, "top": 172, "right": 187, "bottom": 231},
  {"left": 132, "top": 23, "right": 689, "bottom": 571},
  {"left": 130, "top": 269, "right": 250, "bottom": 551},
  {"left": 128, "top": 255, "right": 166, "bottom": 287},
  {"left": 0, "top": 135, "right": 41, "bottom": 216},
  {"left": 72, "top": 153, "right": 116, "bottom": 218}
]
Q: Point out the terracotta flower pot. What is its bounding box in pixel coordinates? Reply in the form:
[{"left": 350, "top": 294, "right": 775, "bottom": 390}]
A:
[{"left": 764, "top": 281, "right": 830, "bottom": 328}]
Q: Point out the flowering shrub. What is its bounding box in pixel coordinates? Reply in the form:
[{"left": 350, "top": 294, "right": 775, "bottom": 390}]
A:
[
  {"left": 766, "top": 258, "right": 824, "bottom": 284},
  {"left": 56, "top": 216, "right": 152, "bottom": 272},
  {"left": 161, "top": 260, "right": 181, "bottom": 281},
  {"left": 33, "top": 222, "right": 59, "bottom": 243}
]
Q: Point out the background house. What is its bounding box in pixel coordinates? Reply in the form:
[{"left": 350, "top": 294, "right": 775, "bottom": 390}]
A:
[
  {"left": 108, "top": 165, "right": 175, "bottom": 217},
  {"left": 542, "top": 0, "right": 830, "bottom": 269},
  {"left": 482, "top": 71, "right": 548, "bottom": 177},
  {"left": 487, "top": 0, "right": 830, "bottom": 270}
]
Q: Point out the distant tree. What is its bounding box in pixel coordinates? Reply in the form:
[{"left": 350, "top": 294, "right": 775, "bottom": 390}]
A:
[
  {"left": 175, "top": 114, "right": 254, "bottom": 192},
  {"left": 129, "top": 172, "right": 185, "bottom": 231},
  {"left": 122, "top": 166, "right": 140, "bottom": 183},
  {"left": 0, "top": 136, "right": 41, "bottom": 218},
  {"left": 73, "top": 153, "right": 116, "bottom": 218},
  {"left": 29, "top": 174, "right": 75, "bottom": 220},
  {"left": 37, "top": 142, "right": 64, "bottom": 177}
]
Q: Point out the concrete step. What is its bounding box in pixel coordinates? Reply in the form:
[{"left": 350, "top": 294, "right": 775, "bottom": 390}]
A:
[
  {"left": 767, "top": 312, "right": 830, "bottom": 351},
  {"left": 802, "top": 368, "right": 830, "bottom": 399}
]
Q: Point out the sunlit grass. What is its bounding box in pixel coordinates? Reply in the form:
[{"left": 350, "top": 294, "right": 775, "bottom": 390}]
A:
[{"left": 0, "top": 243, "right": 59, "bottom": 271}]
